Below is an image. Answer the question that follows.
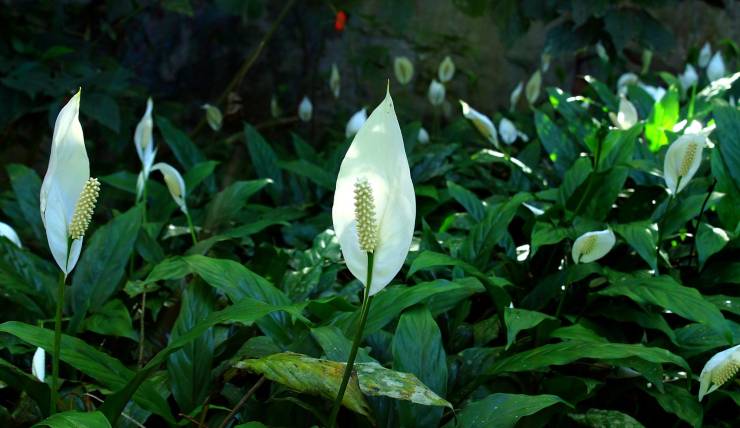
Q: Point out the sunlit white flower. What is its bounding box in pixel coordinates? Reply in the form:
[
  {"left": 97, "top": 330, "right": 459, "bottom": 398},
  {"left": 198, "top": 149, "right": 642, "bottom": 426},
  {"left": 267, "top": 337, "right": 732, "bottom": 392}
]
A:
[
  {"left": 151, "top": 162, "right": 188, "bottom": 214},
  {"left": 394, "top": 56, "right": 414, "bottom": 85},
  {"left": 332, "top": 89, "right": 415, "bottom": 296},
  {"left": 572, "top": 229, "right": 616, "bottom": 264},
  {"left": 639, "top": 84, "right": 666, "bottom": 102},
  {"left": 438, "top": 56, "right": 455, "bottom": 83},
  {"left": 40, "top": 90, "right": 101, "bottom": 275},
  {"left": 417, "top": 127, "right": 429, "bottom": 144},
  {"left": 706, "top": 52, "right": 727, "bottom": 82},
  {"left": 460, "top": 100, "right": 498, "bottom": 147},
  {"left": 663, "top": 134, "right": 705, "bottom": 195},
  {"left": 525, "top": 70, "right": 542, "bottom": 104},
  {"left": 134, "top": 98, "right": 156, "bottom": 182},
  {"left": 510, "top": 82, "right": 523, "bottom": 110},
  {"left": 32, "top": 347, "right": 45, "bottom": 382},
  {"left": 298, "top": 96, "right": 313, "bottom": 122},
  {"left": 427, "top": 80, "right": 445, "bottom": 106},
  {"left": 0, "top": 222, "right": 22, "bottom": 247},
  {"left": 329, "top": 63, "right": 341, "bottom": 99},
  {"left": 271, "top": 95, "right": 282, "bottom": 118},
  {"left": 698, "top": 42, "right": 712, "bottom": 68},
  {"left": 679, "top": 64, "right": 699, "bottom": 93},
  {"left": 202, "top": 104, "right": 223, "bottom": 131},
  {"left": 617, "top": 72, "right": 639, "bottom": 95},
  {"left": 609, "top": 96, "right": 639, "bottom": 130},
  {"left": 698, "top": 344, "right": 740, "bottom": 401},
  {"left": 345, "top": 108, "right": 367, "bottom": 139},
  {"left": 683, "top": 120, "right": 715, "bottom": 138},
  {"left": 595, "top": 42, "right": 609, "bottom": 62},
  {"left": 498, "top": 118, "right": 518, "bottom": 145}
]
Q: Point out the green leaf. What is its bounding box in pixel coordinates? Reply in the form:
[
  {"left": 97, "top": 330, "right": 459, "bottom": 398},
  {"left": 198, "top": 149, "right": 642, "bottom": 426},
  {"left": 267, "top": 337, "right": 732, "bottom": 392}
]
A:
[
  {"left": 162, "top": 0, "right": 193, "bottom": 16},
  {"left": 0, "top": 322, "right": 173, "bottom": 423},
  {"left": 311, "top": 325, "right": 374, "bottom": 363},
  {"left": 0, "top": 358, "right": 50, "bottom": 416},
  {"left": 585, "top": 76, "right": 618, "bottom": 112},
  {"left": 531, "top": 221, "right": 570, "bottom": 255},
  {"left": 644, "top": 87, "right": 679, "bottom": 151},
  {"left": 70, "top": 206, "right": 142, "bottom": 332},
  {"left": 712, "top": 104, "right": 740, "bottom": 188},
  {"left": 5, "top": 164, "right": 44, "bottom": 241},
  {"left": 392, "top": 306, "right": 447, "bottom": 428},
  {"left": 81, "top": 93, "right": 120, "bottom": 133},
  {"left": 444, "top": 393, "right": 569, "bottom": 428},
  {"left": 643, "top": 383, "right": 703, "bottom": 428},
  {"left": 84, "top": 299, "right": 137, "bottom": 341},
  {"left": 203, "top": 179, "right": 271, "bottom": 230},
  {"left": 568, "top": 408, "right": 645, "bottom": 427},
  {"left": 488, "top": 341, "right": 689, "bottom": 376},
  {"left": 504, "top": 308, "right": 556, "bottom": 350},
  {"left": 168, "top": 282, "right": 215, "bottom": 414},
  {"left": 613, "top": 221, "right": 659, "bottom": 271},
  {"left": 244, "top": 123, "right": 284, "bottom": 200},
  {"left": 0, "top": 239, "right": 54, "bottom": 317},
  {"left": 535, "top": 110, "right": 577, "bottom": 173},
  {"left": 597, "top": 276, "right": 730, "bottom": 339},
  {"left": 156, "top": 116, "right": 206, "bottom": 170},
  {"left": 447, "top": 181, "right": 484, "bottom": 221},
  {"left": 279, "top": 159, "right": 336, "bottom": 190},
  {"left": 33, "top": 411, "right": 112, "bottom": 428},
  {"left": 696, "top": 223, "right": 730, "bottom": 268}
]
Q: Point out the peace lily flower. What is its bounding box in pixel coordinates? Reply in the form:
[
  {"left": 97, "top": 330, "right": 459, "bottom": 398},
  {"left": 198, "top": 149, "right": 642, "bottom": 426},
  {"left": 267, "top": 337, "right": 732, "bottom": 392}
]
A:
[
  {"left": 698, "top": 344, "right": 740, "bottom": 401},
  {"left": 151, "top": 162, "right": 188, "bottom": 214},
  {"left": 0, "top": 221, "right": 22, "bottom": 247},
  {"left": 525, "top": 70, "right": 541, "bottom": 104},
  {"left": 332, "top": 89, "right": 415, "bottom": 296},
  {"left": 510, "top": 81, "right": 523, "bottom": 110},
  {"left": 202, "top": 104, "right": 223, "bottom": 131},
  {"left": 329, "top": 63, "right": 341, "bottom": 99},
  {"left": 572, "top": 229, "right": 616, "bottom": 264},
  {"left": 427, "top": 80, "right": 445, "bottom": 106},
  {"left": 438, "top": 56, "right": 455, "bottom": 82},
  {"left": 663, "top": 134, "right": 705, "bottom": 195},
  {"left": 32, "top": 347, "right": 45, "bottom": 382},
  {"left": 460, "top": 100, "right": 498, "bottom": 147},
  {"left": 617, "top": 72, "right": 639, "bottom": 95},
  {"left": 40, "top": 90, "right": 101, "bottom": 275},
  {"left": 609, "top": 96, "right": 639, "bottom": 130},
  {"left": 345, "top": 108, "right": 367, "bottom": 138},
  {"left": 707, "top": 52, "right": 727, "bottom": 82},
  {"left": 595, "top": 42, "right": 609, "bottom": 62},
  {"left": 639, "top": 84, "right": 666, "bottom": 102},
  {"left": 679, "top": 64, "right": 699, "bottom": 93},
  {"left": 417, "top": 127, "right": 430, "bottom": 144},
  {"left": 134, "top": 98, "right": 156, "bottom": 201},
  {"left": 541, "top": 53, "right": 552, "bottom": 72},
  {"left": 298, "top": 96, "right": 313, "bottom": 122},
  {"left": 271, "top": 95, "right": 282, "bottom": 118},
  {"left": 393, "top": 56, "right": 414, "bottom": 85},
  {"left": 698, "top": 42, "right": 712, "bottom": 68},
  {"left": 498, "top": 118, "right": 519, "bottom": 145}
]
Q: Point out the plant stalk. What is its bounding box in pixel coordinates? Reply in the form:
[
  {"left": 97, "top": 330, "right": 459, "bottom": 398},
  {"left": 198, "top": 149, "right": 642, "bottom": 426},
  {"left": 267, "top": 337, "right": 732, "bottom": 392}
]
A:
[
  {"left": 185, "top": 211, "right": 198, "bottom": 244},
  {"left": 328, "top": 252, "right": 375, "bottom": 428},
  {"left": 51, "top": 271, "right": 66, "bottom": 414},
  {"left": 137, "top": 290, "right": 147, "bottom": 367},
  {"left": 688, "top": 178, "right": 717, "bottom": 268}
]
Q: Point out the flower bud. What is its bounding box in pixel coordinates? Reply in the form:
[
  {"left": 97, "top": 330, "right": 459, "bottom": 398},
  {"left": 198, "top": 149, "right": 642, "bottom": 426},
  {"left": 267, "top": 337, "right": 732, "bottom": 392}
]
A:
[
  {"left": 525, "top": 70, "right": 541, "bottom": 105},
  {"left": 707, "top": 52, "right": 726, "bottom": 82},
  {"left": 572, "top": 229, "right": 615, "bottom": 264},
  {"left": 202, "top": 104, "right": 223, "bottom": 131},
  {"left": 595, "top": 42, "right": 609, "bottom": 62},
  {"left": 298, "top": 96, "right": 313, "bottom": 122},
  {"left": 679, "top": 64, "right": 698, "bottom": 93},
  {"left": 427, "top": 80, "right": 445, "bottom": 106},
  {"left": 345, "top": 108, "right": 367, "bottom": 139},
  {"left": 417, "top": 127, "right": 429, "bottom": 144},
  {"left": 152, "top": 163, "right": 188, "bottom": 214},
  {"left": 498, "top": 118, "right": 518, "bottom": 145},
  {"left": 0, "top": 222, "right": 22, "bottom": 248},
  {"left": 460, "top": 100, "right": 498, "bottom": 147},
  {"left": 394, "top": 56, "right": 414, "bottom": 85},
  {"left": 438, "top": 56, "right": 455, "bottom": 83},
  {"left": 698, "top": 42, "right": 712, "bottom": 68}
]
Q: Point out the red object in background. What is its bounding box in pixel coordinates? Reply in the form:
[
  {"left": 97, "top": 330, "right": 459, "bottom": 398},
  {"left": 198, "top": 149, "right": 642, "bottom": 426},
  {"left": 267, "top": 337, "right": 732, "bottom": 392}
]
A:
[{"left": 334, "top": 10, "right": 347, "bottom": 31}]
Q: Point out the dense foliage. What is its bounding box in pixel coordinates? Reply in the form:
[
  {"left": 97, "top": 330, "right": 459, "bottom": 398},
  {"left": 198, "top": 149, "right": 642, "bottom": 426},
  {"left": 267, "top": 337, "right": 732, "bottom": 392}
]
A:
[{"left": 0, "top": 1, "right": 739, "bottom": 427}]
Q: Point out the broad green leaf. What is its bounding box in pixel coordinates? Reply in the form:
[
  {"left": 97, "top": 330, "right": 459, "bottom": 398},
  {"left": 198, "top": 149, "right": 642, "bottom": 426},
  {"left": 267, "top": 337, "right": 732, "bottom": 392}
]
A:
[
  {"left": 644, "top": 383, "right": 703, "bottom": 428},
  {"left": 156, "top": 116, "right": 206, "bottom": 170},
  {"left": 444, "top": 393, "right": 569, "bottom": 428},
  {"left": 568, "top": 167, "right": 629, "bottom": 220},
  {"left": 597, "top": 276, "right": 730, "bottom": 339},
  {"left": 392, "top": 306, "right": 447, "bottom": 427},
  {"left": 0, "top": 358, "right": 50, "bottom": 416},
  {"left": 33, "top": 410, "right": 112, "bottom": 428},
  {"left": 244, "top": 123, "right": 284, "bottom": 201},
  {"left": 279, "top": 159, "right": 336, "bottom": 190},
  {"left": 504, "top": 308, "right": 556, "bottom": 349},
  {"left": 598, "top": 125, "right": 643, "bottom": 170},
  {"left": 70, "top": 206, "right": 142, "bottom": 332},
  {"left": 447, "top": 181, "right": 484, "bottom": 221},
  {"left": 0, "top": 322, "right": 173, "bottom": 423},
  {"left": 585, "top": 76, "right": 618, "bottom": 112},
  {"left": 706, "top": 294, "right": 740, "bottom": 316},
  {"left": 531, "top": 221, "right": 570, "bottom": 255},
  {"left": 81, "top": 93, "right": 120, "bottom": 133},
  {"left": 645, "top": 87, "right": 679, "bottom": 151},
  {"left": 5, "top": 164, "right": 44, "bottom": 241},
  {"left": 311, "top": 326, "right": 374, "bottom": 363},
  {"left": 488, "top": 341, "right": 689, "bottom": 376},
  {"left": 84, "top": 299, "right": 137, "bottom": 341},
  {"left": 203, "top": 179, "right": 271, "bottom": 230},
  {"left": 613, "top": 221, "right": 658, "bottom": 270},
  {"left": 696, "top": 223, "right": 730, "bottom": 268},
  {"left": 0, "top": 239, "right": 53, "bottom": 318},
  {"left": 713, "top": 104, "right": 740, "bottom": 188},
  {"left": 568, "top": 408, "right": 645, "bottom": 427},
  {"left": 535, "top": 110, "right": 577, "bottom": 173}
]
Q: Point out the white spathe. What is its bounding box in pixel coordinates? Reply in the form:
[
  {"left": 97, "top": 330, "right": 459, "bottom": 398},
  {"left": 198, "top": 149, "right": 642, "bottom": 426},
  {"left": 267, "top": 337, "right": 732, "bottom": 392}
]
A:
[
  {"left": 595, "top": 42, "right": 609, "bottom": 62},
  {"left": 134, "top": 97, "right": 156, "bottom": 180},
  {"left": 298, "top": 96, "right": 313, "bottom": 122},
  {"left": 0, "top": 222, "right": 22, "bottom": 247},
  {"left": 151, "top": 162, "right": 188, "bottom": 214},
  {"left": 345, "top": 108, "right": 367, "bottom": 139},
  {"left": 617, "top": 72, "right": 639, "bottom": 95},
  {"left": 698, "top": 42, "right": 712, "bottom": 68},
  {"left": 32, "top": 347, "right": 45, "bottom": 382},
  {"left": 40, "top": 90, "right": 89, "bottom": 275},
  {"left": 417, "top": 127, "right": 429, "bottom": 144},
  {"left": 427, "top": 80, "right": 445, "bottom": 106},
  {"left": 639, "top": 84, "right": 666, "bottom": 102},
  {"left": 663, "top": 134, "right": 705, "bottom": 195},
  {"left": 679, "top": 64, "right": 699, "bottom": 92},
  {"left": 498, "top": 118, "right": 518, "bottom": 145},
  {"left": 572, "top": 229, "right": 616, "bottom": 263},
  {"left": 706, "top": 52, "right": 727, "bottom": 82},
  {"left": 525, "top": 70, "right": 542, "bottom": 104},
  {"left": 698, "top": 344, "right": 740, "bottom": 401},
  {"left": 438, "top": 56, "right": 455, "bottom": 83},
  {"left": 510, "top": 82, "right": 523, "bottom": 110},
  {"left": 460, "top": 100, "right": 498, "bottom": 147},
  {"left": 330, "top": 63, "right": 341, "bottom": 99},
  {"left": 610, "top": 96, "right": 639, "bottom": 130},
  {"left": 394, "top": 57, "right": 414, "bottom": 85},
  {"left": 332, "top": 90, "right": 415, "bottom": 296}
]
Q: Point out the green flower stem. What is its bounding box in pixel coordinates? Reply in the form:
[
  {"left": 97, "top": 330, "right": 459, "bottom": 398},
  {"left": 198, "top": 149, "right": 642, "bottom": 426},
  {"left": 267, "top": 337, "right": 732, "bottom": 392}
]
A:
[
  {"left": 328, "top": 252, "right": 375, "bottom": 428},
  {"left": 655, "top": 176, "right": 682, "bottom": 275},
  {"left": 185, "top": 210, "right": 198, "bottom": 244},
  {"left": 51, "top": 271, "right": 66, "bottom": 414},
  {"left": 141, "top": 179, "right": 148, "bottom": 224}
]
